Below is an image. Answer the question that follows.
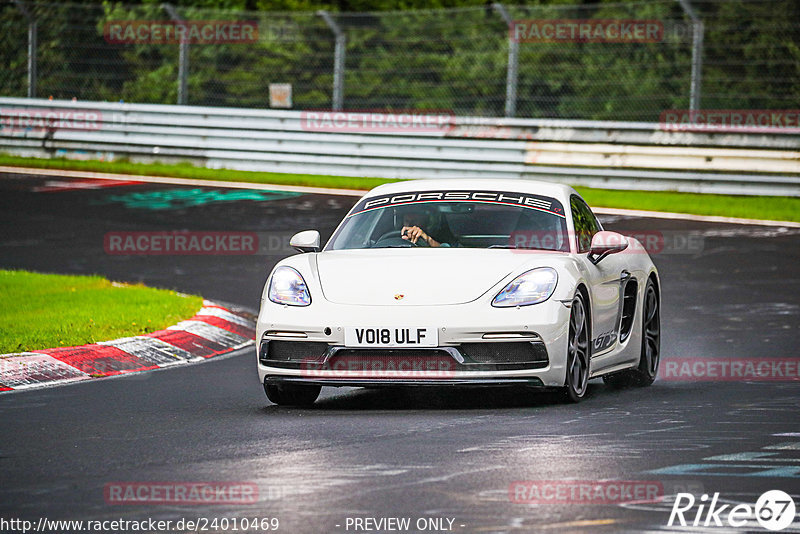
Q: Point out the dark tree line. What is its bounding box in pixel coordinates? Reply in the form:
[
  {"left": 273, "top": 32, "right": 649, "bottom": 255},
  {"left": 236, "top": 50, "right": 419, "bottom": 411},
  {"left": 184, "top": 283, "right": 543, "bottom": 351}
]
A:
[{"left": 1, "top": 0, "right": 797, "bottom": 120}]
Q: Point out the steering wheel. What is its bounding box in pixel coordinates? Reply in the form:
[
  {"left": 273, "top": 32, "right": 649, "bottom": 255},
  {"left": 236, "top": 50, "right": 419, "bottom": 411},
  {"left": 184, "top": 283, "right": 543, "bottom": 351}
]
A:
[{"left": 373, "top": 229, "right": 429, "bottom": 247}]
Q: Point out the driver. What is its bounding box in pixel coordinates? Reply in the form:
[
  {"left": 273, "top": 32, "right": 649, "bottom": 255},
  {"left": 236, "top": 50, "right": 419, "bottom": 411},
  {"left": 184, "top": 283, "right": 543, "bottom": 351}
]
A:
[{"left": 400, "top": 207, "right": 453, "bottom": 247}]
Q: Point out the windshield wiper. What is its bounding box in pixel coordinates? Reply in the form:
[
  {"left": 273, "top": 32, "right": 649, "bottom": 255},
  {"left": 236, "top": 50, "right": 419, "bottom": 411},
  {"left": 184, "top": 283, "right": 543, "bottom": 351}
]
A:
[{"left": 488, "top": 244, "right": 520, "bottom": 249}]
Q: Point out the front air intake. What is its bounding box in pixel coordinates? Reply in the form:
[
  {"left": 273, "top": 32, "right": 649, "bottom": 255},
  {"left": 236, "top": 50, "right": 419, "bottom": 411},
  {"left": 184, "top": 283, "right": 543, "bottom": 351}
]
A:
[
  {"left": 260, "top": 340, "right": 328, "bottom": 365},
  {"left": 460, "top": 342, "right": 548, "bottom": 365}
]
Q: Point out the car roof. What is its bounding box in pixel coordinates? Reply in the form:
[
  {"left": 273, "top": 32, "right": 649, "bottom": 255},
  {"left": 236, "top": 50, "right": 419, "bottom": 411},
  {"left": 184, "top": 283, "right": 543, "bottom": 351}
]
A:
[{"left": 365, "top": 178, "right": 579, "bottom": 205}]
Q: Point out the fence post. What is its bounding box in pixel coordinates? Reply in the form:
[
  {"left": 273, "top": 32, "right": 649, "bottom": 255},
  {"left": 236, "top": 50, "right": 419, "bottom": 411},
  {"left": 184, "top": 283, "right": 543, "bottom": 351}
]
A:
[
  {"left": 162, "top": 3, "right": 188, "bottom": 105},
  {"left": 318, "top": 10, "right": 345, "bottom": 111},
  {"left": 677, "top": 0, "right": 703, "bottom": 112},
  {"left": 492, "top": 4, "right": 518, "bottom": 118},
  {"left": 13, "top": 0, "right": 37, "bottom": 98}
]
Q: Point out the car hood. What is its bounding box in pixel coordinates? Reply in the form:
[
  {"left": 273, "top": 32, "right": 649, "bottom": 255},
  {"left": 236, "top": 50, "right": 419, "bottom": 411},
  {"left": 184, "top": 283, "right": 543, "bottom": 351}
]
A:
[{"left": 315, "top": 249, "right": 559, "bottom": 306}]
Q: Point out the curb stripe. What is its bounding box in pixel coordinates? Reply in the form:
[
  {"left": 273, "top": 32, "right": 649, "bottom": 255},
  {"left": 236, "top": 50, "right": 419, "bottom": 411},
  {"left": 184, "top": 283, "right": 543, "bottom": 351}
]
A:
[
  {"left": 168, "top": 321, "right": 249, "bottom": 347},
  {"left": 0, "top": 354, "right": 90, "bottom": 389},
  {"left": 100, "top": 336, "right": 199, "bottom": 366},
  {"left": 193, "top": 315, "right": 256, "bottom": 339},
  {"left": 1, "top": 302, "right": 255, "bottom": 393},
  {"left": 144, "top": 330, "right": 232, "bottom": 359},
  {"left": 32, "top": 178, "right": 142, "bottom": 193},
  {"left": 39, "top": 345, "right": 159, "bottom": 376},
  {"left": 196, "top": 306, "right": 254, "bottom": 327}
]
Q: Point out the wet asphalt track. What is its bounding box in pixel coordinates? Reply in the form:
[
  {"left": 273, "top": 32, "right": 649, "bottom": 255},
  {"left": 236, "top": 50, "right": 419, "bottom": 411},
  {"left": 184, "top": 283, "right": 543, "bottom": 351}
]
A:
[{"left": 0, "top": 171, "right": 799, "bottom": 533}]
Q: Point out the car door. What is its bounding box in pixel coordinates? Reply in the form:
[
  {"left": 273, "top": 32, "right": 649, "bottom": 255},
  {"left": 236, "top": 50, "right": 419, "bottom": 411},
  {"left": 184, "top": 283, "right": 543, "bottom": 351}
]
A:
[{"left": 570, "top": 195, "right": 623, "bottom": 357}]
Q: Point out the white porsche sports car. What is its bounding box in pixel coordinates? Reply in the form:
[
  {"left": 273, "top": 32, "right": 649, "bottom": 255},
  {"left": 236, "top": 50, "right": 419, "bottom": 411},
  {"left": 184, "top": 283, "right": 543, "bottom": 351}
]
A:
[{"left": 257, "top": 179, "right": 660, "bottom": 405}]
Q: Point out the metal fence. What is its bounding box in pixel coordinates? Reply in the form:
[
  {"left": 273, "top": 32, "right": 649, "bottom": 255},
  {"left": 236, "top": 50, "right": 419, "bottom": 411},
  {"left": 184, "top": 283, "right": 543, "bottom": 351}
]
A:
[
  {"left": 2, "top": 97, "right": 798, "bottom": 196},
  {"left": 2, "top": 1, "right": 798, "bottom": 121}
]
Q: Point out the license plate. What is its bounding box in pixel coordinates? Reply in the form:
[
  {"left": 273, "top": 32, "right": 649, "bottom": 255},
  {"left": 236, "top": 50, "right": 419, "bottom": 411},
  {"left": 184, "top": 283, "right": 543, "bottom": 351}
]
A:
[{"left": 344, "top": 327, "right": 438, "bottom": 348}]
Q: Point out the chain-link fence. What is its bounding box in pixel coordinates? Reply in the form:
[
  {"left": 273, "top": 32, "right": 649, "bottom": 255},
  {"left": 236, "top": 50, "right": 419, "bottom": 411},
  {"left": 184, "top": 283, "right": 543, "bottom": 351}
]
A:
[{"left": 1, "top": 0, "right": 798, "bottom": 121}]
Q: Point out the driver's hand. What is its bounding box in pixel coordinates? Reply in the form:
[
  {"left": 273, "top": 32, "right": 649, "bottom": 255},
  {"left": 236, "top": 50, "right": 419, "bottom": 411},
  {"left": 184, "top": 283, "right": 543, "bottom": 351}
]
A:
[{"left": 401, "top": 225, "right": 427, "bottom": 244}]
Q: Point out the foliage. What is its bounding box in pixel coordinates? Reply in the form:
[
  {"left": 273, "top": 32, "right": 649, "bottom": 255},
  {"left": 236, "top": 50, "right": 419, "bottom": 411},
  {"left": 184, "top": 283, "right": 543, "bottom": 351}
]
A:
[{"left": 0, "top": 1, "right": 797, "bottom": 119}]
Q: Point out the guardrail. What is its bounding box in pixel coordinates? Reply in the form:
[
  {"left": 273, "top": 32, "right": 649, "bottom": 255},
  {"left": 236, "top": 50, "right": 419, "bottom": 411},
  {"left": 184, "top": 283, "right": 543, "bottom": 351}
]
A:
[{"left": 1, "top": 98, "right": 798, "bottom": 196}]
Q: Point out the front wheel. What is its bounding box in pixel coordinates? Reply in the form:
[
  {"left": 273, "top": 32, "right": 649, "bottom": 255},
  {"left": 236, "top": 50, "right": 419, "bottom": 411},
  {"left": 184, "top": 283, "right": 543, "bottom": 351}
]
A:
[
  {"left": 604, "top": 279, "right": 660, "bottom": 388},
  {"left": 562, "top": 292, "right": 590, "bottom": 403},
  {"left": 264, "top": 382, "right": 321, "bottom": 406}
]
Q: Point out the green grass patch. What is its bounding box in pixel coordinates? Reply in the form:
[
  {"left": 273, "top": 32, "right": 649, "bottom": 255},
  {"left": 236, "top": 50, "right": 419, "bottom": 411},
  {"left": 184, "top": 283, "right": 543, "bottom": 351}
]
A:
[
  {"left": 0, "top": 154, "right": 397, "bottom": 191},
  {"left": 574, "top": 187, "right": 800, "bottom": 223},
  {"left": 2, "top": 153, "right": 798, "bottom": 222},
  {"left": 0, "top": 270, "right": 203, "bottom": 354}
]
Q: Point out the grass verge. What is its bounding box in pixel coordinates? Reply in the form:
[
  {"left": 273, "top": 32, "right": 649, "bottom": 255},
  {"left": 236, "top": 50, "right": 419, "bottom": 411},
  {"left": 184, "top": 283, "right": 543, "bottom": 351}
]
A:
[
  {"left": 573, "top": 187, "right": 800, "bottom": 223},
  {"left": 0, "top": 270, "right": 203, "bottom": 354},
  {"left": 0, "top": 154, "right": 397, "bottom": 191},
  {"left": 1, "top": 154, "right": 798, "bottom": 223}
]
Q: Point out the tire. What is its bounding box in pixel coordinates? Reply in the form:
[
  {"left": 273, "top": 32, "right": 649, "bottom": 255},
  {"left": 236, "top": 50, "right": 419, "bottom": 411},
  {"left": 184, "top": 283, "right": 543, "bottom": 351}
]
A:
[
  {"left": 264, "top": 382, "right": 321, "bottom": 406},
  {"left": 604, "top": 279, "right": 660, "bottom": 388},
  {"left": 562, "top": 291, "right": 590, "bottom": 403}
]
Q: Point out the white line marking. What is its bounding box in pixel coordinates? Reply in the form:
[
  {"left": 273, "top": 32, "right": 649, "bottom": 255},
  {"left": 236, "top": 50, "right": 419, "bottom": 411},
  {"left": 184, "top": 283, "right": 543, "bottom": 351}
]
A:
[
  {"left": 6, "top": 165, "right": 800, "bottom": 226},
  {"left": 765, "top": 442, "right": 800, "bottom": 450},
  {"left": 592, "top": 206, "right": 800, "bottom": 227},
  {"left": 4, "top": 165, "right": 797, "bottom": 226},
  {"left": 0, "top": 166, "right": 366, "bottom": 196}
]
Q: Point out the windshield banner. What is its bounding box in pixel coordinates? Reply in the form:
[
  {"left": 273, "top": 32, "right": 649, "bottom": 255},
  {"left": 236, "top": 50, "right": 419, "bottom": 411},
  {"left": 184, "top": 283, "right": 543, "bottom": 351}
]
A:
[{"left": 349, "top": 190, "right": 566, "bottom": 218}]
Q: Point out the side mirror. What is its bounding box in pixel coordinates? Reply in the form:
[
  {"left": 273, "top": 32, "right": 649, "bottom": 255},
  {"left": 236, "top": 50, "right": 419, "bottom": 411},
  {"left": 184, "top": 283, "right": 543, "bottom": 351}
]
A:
[
  {"left": 589, "top": 231, "right": 628, "bottom": 264},
  {"left": 290, "top": 230, "right": 320, "bottom": 253}
]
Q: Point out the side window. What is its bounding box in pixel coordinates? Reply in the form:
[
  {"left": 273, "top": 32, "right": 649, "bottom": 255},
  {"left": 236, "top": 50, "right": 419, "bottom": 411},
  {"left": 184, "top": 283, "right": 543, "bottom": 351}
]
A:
[{"left": 570, "top": 195, "right": 602, "bottom": 253}]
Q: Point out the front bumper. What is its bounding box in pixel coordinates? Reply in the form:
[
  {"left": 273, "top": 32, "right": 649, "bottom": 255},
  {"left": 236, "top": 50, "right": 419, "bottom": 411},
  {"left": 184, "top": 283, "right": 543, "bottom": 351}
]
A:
[
  {"left": 256, "top": 298, "right": 571, "bottom": 388},
  {"left": 264, "top": 375, "right": 545, "bottom": 388}
]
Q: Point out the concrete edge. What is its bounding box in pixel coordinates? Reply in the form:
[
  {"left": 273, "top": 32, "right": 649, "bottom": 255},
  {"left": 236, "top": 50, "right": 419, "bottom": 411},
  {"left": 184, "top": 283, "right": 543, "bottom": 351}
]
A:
[
  {"left": 0, "top": 300, "right": 256, "bottom": 394},
  {"left": 2, "top": 165, "right": 798, "bottom": 227}
]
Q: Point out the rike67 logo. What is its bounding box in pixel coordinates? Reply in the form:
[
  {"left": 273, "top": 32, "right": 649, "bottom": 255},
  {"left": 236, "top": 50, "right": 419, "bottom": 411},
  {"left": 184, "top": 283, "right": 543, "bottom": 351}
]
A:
[{"left": 669, "top": 490, "right": 796, "bottom": 531}]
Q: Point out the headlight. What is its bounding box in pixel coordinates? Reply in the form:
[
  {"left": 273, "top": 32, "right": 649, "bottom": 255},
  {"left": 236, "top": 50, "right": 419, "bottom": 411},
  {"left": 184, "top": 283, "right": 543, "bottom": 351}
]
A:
[
  {"left": 492, "top": 267, "right": 558, "bottom": 307},
  {"left": 268, "top": 266, "right": 311, "bottom": 306}
]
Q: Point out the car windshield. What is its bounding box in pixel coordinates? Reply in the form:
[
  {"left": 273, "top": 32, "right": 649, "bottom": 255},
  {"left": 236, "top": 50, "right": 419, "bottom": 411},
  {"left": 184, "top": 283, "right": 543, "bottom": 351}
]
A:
[{"left": 326, "top": 189, "right": 569, "bottom": 251}]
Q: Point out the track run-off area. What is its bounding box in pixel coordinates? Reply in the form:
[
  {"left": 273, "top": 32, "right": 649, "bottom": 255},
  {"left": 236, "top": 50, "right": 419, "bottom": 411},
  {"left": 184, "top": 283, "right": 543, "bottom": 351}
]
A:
[{"left": 0, "top": 170, "right": 799, "bottom": 533}]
